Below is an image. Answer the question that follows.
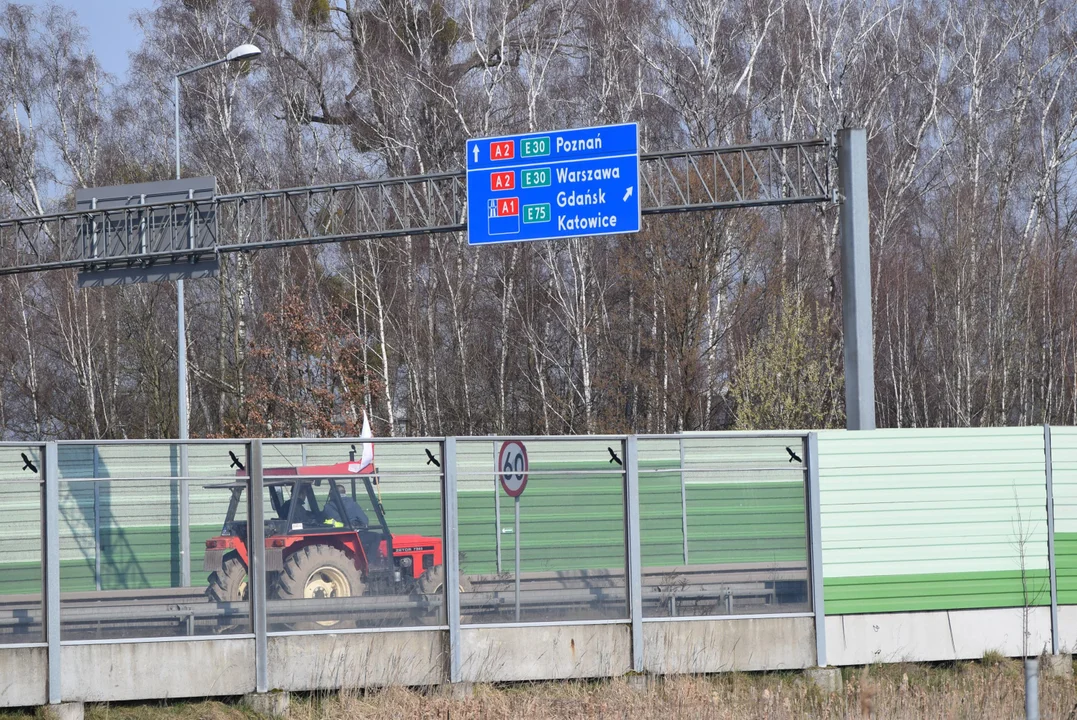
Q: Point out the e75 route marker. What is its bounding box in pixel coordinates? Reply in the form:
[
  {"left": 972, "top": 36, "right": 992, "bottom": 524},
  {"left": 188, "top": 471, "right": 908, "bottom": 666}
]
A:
[{"left": 466, "top": 123, "right": 641, "bottom": 245}]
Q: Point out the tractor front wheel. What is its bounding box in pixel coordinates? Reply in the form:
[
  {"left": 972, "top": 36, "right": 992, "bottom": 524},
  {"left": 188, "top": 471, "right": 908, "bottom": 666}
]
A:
[
  {"left": 418, "top": 564, "right": 472, "bottom": 594},
  {"left": 416, "top": 564, "right": 472, "bottom": 625},
  {"left": 274, "top": 546, "right": 365, "bottom": 628}
]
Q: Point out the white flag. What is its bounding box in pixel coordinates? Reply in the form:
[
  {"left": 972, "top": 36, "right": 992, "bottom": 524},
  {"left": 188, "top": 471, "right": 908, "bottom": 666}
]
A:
[{"left": 359, "top": 408, "right": 374, "bottom": 471}]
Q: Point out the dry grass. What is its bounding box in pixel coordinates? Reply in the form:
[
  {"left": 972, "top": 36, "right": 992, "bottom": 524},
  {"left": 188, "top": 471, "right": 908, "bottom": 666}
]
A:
[
  {"left": 285, "top": 660, "right": 1077, "bottom": 720},
  {"left": 3, "top": 657, "right": 1076, "bottom": 719}
]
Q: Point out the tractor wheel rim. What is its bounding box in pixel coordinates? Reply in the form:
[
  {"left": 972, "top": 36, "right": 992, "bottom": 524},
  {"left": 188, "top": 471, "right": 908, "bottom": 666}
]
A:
[
  {"left": 304, "top": 566, "right": 351, "bottom": 600},
  {"left": 428, "top": 570, "right": 465, "bottom": 595},
  {"left": 305, "top": 565, "right": 351, "bottom": 627}
]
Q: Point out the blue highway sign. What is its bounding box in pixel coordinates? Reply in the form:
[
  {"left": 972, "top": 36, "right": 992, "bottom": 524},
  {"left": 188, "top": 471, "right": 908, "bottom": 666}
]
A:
[{"left": 466, "top": 123, "right": 641, "bottom": 246}]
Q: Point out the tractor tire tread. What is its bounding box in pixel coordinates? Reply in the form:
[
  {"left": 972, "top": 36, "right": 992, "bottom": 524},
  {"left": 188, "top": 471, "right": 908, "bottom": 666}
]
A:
[
  {"left": 206, "top": 552, "right": 247, "bottom": 603},
  {"left": 272, "top": 544, "right": 365, "bottom": 601}
]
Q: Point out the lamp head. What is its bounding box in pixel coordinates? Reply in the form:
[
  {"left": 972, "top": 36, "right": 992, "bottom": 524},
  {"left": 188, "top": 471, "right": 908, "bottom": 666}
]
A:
[{"left": 225, "top": 44, "right": 262, "bottom": 63}]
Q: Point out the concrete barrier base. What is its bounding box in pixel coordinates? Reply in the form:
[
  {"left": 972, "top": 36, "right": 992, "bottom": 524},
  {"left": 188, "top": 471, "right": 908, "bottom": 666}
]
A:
[
  {"left": 805, "top": 667, "right": 843, "bottom": 693},
  {"left": 447, "top": 682, "right": 474, "bottom": 699},
  {"left": 1045, "top": 654, "right": 1073, "bottom": 678},
  {"left": 244, "top": 691, "right": 290, "bottom": 718},
  {"left": 41, "top": 702, "right": 84, "bottom": 720}
]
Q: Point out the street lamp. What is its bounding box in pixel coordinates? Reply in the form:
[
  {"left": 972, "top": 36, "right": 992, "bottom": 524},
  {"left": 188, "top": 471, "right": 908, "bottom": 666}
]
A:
[
  {"left": 173, "top": 43, "right": 262, "bottom": 444},
  {"left": 172, "top": 44, "right": 260, "bottom": 588}
]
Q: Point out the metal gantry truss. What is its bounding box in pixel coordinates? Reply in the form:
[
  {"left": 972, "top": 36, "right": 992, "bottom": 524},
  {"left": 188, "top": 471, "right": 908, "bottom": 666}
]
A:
[{"left": 0, "top": 138, "right": 832, "bottom": 276}]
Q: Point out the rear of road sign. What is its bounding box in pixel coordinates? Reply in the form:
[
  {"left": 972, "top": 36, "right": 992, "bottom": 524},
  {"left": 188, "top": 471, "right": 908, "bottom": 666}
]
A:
[
  {"left": 466, "top": 123, "right": 641, "bottom": 246},
  {"left": 75, "top": 176, "right": 219, "bottom": 286}
]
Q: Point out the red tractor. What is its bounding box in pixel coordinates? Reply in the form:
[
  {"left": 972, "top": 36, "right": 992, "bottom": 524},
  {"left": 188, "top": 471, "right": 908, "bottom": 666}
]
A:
[{"left": 202, "top": 460, "right": 446, "bottom": 608}]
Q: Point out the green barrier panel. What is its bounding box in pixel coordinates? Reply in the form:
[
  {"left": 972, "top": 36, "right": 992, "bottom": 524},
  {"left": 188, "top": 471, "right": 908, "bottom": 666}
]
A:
[{"left": 824, "top": 569, "right": 1051, "bottom": 614}]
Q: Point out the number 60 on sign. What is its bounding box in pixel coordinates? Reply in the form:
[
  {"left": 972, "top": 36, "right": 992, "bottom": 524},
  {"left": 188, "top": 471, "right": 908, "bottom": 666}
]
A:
[{"left": 498, "top": 440, "right": 528, "bottom": 497}]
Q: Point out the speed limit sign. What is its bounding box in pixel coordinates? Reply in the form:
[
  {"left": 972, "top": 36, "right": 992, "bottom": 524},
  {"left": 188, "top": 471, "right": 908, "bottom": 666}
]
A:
[{"left": 498, "top": 440, "right": 529, "bottom": 497}]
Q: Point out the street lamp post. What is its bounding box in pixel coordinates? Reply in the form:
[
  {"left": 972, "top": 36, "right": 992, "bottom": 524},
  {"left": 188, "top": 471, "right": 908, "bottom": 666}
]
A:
[
  {"left": 173, "top": 43, "right": 261, "bottom": 443},
  {"left": 173, "top": 43, "right": 261, "bottom": 586}
]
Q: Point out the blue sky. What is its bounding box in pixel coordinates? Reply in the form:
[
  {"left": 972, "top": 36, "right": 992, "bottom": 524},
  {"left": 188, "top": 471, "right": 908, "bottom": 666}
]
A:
[{"left": 50, "top": 0, "right": 156, "bottom": 80}]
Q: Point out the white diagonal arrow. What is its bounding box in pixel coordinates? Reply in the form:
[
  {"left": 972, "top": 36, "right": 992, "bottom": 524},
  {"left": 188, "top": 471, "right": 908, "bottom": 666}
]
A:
[{"left": 623, "top": 186, "right": 634, "bottom": 202}]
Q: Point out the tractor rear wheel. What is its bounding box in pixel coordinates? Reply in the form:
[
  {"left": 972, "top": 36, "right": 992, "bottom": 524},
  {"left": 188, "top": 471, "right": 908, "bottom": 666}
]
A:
[
  {"left": 207, "top": 551, "right": 248, "bottom": 602},
  {"left": 206, "top": 551, "right": 249, "bottom": 633},
  {"left": 274, "top": 545, "right": 365, "bottom": 628}
]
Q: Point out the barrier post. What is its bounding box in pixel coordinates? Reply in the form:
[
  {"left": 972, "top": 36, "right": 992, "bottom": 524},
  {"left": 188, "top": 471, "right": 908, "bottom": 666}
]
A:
[
  {"left": 248, "top": 440, "right": 268, "bottom": 693},
  {"left": 443, "top": 438, "right": 462, "bottom": 683},
  {"left": 625, "top": 435, "right": 644, "bottom": 673},
  {"left": 44, "top": 442, "right": 61, "bottom": 704},
  {"left": 807, "top": 432, "right": 827, "bottom": 666},
  {"left": 1045, "top": 424, "right": 1059, "bottom": 655}
]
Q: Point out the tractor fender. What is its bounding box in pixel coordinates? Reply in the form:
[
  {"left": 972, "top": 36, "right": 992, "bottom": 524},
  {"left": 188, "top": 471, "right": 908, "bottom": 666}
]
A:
[
  {"left": 204, "top": 537, "right": 249, "bottom": 571},
  {"left": 281, "top": 534, "right": 368, "bottom": 576},
  {"left": 206, "top": 545, "right": 283, "bottom": 572}
]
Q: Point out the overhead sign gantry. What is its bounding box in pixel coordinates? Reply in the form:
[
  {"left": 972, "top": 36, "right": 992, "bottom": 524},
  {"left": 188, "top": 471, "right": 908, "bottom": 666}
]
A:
[
  {"left": 0, "top": 138, "right": 831, "bottom": 275},
  {"left": 0, "top": 131, "right": 875, "bottom": 430}
]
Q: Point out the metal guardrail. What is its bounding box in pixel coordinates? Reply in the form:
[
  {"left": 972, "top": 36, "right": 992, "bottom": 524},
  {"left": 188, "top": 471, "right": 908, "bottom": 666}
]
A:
[{"left": 0, "top": 562, "right": 810, "bottom": 637}]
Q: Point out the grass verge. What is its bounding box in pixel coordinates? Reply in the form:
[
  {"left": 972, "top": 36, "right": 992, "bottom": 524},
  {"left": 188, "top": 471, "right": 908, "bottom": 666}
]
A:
[{"left": 1, "top": 656, "right": 1074, "bottom": 719}]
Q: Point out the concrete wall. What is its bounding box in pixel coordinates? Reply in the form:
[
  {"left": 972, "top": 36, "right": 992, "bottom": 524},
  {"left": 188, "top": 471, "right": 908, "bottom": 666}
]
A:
[
  {"left": 643, "top": 617, "right": 815, "bottom": 674},
  {"left": 0, "top": 646, "right": 46, "bottom": 707},
  {"left": 60, "top": 638, "right": 256, "bottom": 702},
  {"left": 3, "top": 607, "right": 1072, "bottom": 708},
  {"left": 268, "top": 631, "right": 446, "bottom": 690},
  {"left": 459, "top": 624, "right": 632, "bottom": 683},
  {"left": 1053, "top": 605, "right": 1077, "bottom": 652},
  {"left": 825, "top": 607, "right": 1053, "bottom": 665}
]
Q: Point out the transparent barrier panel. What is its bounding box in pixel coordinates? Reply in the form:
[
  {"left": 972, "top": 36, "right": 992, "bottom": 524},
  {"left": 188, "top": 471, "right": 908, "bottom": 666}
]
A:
[
  {"left": 58, "top": 442, "right": 249, "bottom": 641},
  {"left": 263, "top": 440, "right": 445, "bottom": 632},
  {"left": 0, "top": 444, "right": 44, "bottom": 644},
  {"left": 637, "top": 436, "right": 811, "bottom": 618},
  {"left": 188, "top": 441, "right": 253, "bottom": 583},
  {"left": 457, "top": 438, "right": 628, "bottom": 624}
]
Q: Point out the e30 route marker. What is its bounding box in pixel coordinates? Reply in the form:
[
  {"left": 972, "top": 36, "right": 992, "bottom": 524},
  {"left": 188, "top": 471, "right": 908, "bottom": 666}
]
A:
[
  {"left": 498, "top": 440, "right": 529, "bottom": 497},
  {"left": 466, "top": 123, "right": 641, "bottom": 245}
]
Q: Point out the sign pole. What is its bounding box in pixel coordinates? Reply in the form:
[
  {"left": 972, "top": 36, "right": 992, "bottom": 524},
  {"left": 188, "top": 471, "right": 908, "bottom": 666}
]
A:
[
  {"left": 514, "top": 495, "right": 521, "bottom": 622},
  {"left": 497, "top": 439, "right": 528, "bottom": 622}
]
